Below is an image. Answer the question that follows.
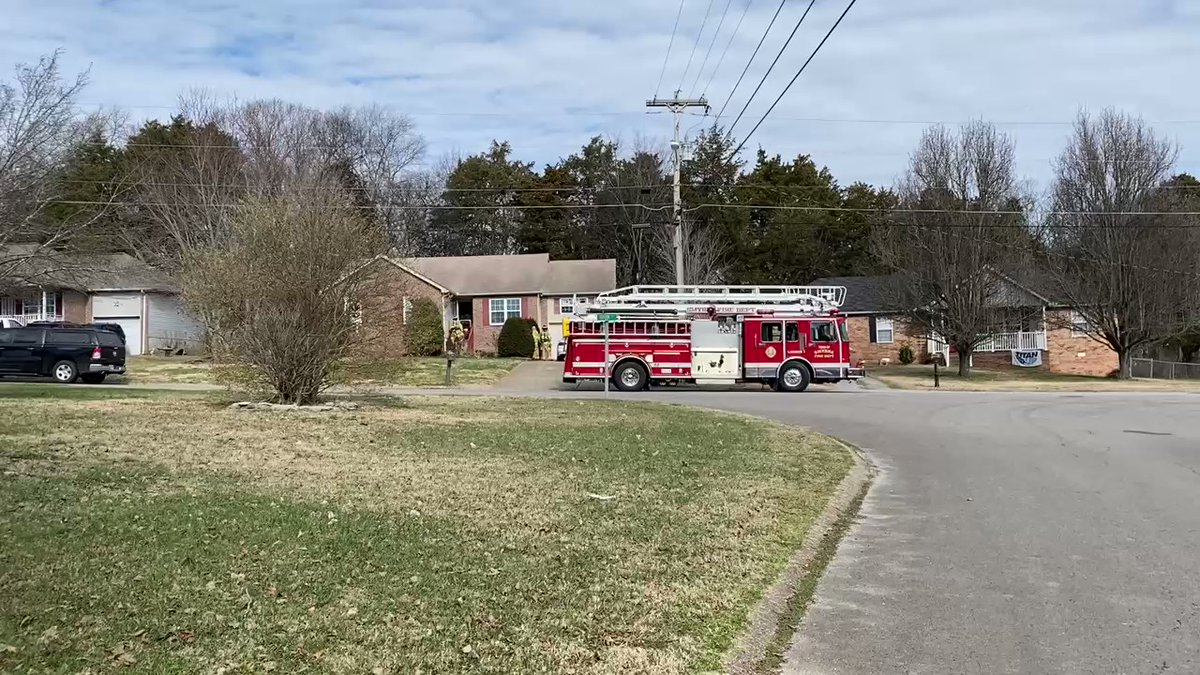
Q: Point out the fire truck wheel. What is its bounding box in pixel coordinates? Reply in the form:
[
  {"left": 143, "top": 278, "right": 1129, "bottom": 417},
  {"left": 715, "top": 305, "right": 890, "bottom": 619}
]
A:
[
  {"left": 776, "top": 362, "right": 811, "bottom": 392},
  {"left": 612, "top": 361, "right": 648, "bottom": 391}
]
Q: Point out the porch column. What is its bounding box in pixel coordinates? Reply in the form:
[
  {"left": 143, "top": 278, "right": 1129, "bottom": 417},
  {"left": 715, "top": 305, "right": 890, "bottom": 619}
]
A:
[{"left": 41, "top": 289, "right": 47, "bottom": 320}]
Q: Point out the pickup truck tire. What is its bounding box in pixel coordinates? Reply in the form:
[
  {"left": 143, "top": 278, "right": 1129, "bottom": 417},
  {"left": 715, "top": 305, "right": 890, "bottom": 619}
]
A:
[{"left": 52, "top": 360, "right": 79, "bottom": 384}]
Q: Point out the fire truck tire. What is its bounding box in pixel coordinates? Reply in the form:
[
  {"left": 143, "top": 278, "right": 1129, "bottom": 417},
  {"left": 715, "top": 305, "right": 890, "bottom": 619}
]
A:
[
  {"left": 612, "top": 361, "right": 649, "bottom": 391},
  {"left": 776, "top": 361, "right": 811, "bottom": 392}
]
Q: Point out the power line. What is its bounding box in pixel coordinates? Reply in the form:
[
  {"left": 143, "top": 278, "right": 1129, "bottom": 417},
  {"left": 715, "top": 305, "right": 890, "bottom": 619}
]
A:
[
  {"left": 30, "top": 194, "right": 1200, "bottom": 220},
  {"left": 26, "top": 199, "right": 674, "bottom": 212},
  {"left": 50, "top": 177, "right": 1200, "bottom": 195},
  {"left": 730, "top": 0, "right": 860, "bottom": 159},
  {"left": 688, "top": 0, "right": 737, "bottom": 97},
  {"left": 714, "top": 0, "right": 787, "bottom": 123},
  {"left": 723, "top": 0, "right": 817, "bottom": 140},
  {"left": 677, "top": 0, "right": 718, "bottom": 94},
  {"left": 700, "top": 0, "right": 754, "bottom": 98},
  {"left": 689, "top": 202, "right": 1200, "bottom": 216},
  {"left": 75, "top": 104, "right": 664, "bottom": 119},
  {"left": 655, "top": 0, "right": 689, "bottom": 97},
  {"left": 51, "top": 178, "right": 675, "bottom": 193}
]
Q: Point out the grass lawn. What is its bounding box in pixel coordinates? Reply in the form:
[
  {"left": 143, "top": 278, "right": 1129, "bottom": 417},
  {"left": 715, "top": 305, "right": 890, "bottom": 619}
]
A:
[
  {"left": 0, "top": 387, "right": 851, "bottom": 673},
  {"left": 871, "top": 364, "right": 1200, "bottom": 392},
  {"left": 124, "top": 356, "right": 521, "bottom": 388}
]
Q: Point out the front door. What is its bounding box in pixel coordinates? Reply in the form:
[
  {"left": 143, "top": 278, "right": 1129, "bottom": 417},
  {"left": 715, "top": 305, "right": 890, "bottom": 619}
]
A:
[{"left": 808, "top": 319, "right": 841, "bottom": 378}]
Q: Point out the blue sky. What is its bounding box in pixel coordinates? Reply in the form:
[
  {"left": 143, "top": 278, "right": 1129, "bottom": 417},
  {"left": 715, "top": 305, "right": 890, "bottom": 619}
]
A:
[{"left": 4, "top": 0, "right": 1199, "bottom": 190}]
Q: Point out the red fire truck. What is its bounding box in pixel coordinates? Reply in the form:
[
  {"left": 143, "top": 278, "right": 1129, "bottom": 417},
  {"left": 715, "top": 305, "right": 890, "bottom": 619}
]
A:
[{"left": 562, "top": 285, "right": 864, "bottom": 392}]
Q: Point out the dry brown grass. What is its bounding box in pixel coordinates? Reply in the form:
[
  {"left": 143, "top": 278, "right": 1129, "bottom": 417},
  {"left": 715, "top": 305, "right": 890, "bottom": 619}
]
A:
[
  {"left": 871, "top": 365, "right": 1200, "bottom": 392},
  {"left": 0, "top": 391, "right": 851, "bottom": 674}
]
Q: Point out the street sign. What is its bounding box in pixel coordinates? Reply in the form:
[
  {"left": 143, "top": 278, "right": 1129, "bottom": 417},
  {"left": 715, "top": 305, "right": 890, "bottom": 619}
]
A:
[{"left": 597, "top": 313, "right": 619, "bottom": 323}]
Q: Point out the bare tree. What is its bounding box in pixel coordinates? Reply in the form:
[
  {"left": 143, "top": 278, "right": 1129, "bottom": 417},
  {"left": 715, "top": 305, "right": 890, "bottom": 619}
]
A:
[
  {"left": 0, "top": 51, "right": 120, "bottom": 291},
  {"left": 182, "top": 180, "right": 390, "bottom": 404},
  {"left": 126, "top": 95, "right": 424, "bottom": 272},
  {"left": 1039, "top": 109, "right": 1195, "bottom": 377},
  {"left": 873, "top": 121, "right": 1034, "bottom": 376}
]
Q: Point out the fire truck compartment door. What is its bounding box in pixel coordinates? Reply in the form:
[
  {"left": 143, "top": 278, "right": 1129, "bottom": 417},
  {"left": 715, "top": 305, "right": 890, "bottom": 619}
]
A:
[{"left": 691, "top": 318, "right": 740, "bottom": 378}]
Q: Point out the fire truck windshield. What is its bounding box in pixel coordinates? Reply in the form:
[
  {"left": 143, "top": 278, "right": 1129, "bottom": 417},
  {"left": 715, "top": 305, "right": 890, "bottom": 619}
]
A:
[{"left": 812, "top": 322, "right": 838, "bottom": 342}]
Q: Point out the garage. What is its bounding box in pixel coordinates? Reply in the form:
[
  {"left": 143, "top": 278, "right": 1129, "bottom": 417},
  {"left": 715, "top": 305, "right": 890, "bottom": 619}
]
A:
[
  {"left": 548, "top": 321, "right": 565, "bottom": 358},
  {"left": 92, "top": 292, "right": 144, "bottom": 355}
]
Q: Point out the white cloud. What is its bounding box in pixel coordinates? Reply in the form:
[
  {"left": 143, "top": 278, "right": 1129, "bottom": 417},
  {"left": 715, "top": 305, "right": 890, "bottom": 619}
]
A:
[{"left": 2, "top": 0, "right": 1198, "bottom": 189}]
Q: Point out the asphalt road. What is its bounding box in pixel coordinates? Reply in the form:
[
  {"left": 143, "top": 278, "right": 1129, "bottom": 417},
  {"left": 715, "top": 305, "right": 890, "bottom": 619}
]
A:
[{"left": 619, "top": 386, "right": 1200, "bottom": 675}]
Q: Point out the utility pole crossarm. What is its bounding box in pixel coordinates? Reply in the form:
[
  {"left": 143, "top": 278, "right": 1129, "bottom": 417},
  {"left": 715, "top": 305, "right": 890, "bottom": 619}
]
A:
[
  {"left": 645, "top": 97, "right": 710, "bottom": 110},
  {"left": 645, "top": 95, "right": 709, "bottom": 285}
]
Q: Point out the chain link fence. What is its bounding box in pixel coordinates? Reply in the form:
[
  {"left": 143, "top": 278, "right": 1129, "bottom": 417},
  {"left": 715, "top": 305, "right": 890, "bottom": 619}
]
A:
[{"left": 1131, "top": 358, "right": 1200, "bottom": 380}]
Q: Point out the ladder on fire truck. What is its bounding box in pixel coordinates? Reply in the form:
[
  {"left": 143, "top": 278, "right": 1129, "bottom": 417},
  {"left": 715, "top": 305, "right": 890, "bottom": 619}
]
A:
[{"left": 589, "top": 284, "right": 846, "bottom": 315}]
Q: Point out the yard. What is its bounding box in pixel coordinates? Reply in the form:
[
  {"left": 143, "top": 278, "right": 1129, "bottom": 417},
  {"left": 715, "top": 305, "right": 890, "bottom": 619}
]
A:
[
  {"left": 0, "top": 386, "right": 851, "bottom": 673},
  {"left": 870, "top": 364, "right": 1200, "bottom": 392},
  {"left": 124, "top": 355, "right": 522, "bottom": 388}
]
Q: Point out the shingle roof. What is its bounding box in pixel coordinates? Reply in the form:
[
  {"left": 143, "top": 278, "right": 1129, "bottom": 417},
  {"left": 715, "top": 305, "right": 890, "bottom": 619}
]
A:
[
  {"left": 2, "top": 247, "right": 180, "bottom": 293},
  {"left": 814, "top": 269, "right": 1069, "bottom": 313},
  {"left": 405, "top": 254, "right": 616, "bottom": 296},
  {"left": 810, "top": 275, "right": 903, "bottom": 313},
  {"left": 543, "top": 259, "right": 616, "bottom": 295}
]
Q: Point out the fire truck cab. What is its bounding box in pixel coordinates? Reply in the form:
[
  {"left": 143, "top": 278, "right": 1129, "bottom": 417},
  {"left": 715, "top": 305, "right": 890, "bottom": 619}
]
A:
[{"left": 562, "top": 285, "right": 864, "bottom": 392}]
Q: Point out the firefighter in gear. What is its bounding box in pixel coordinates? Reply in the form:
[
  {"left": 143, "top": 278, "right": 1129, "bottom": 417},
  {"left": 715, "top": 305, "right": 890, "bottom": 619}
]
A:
[
  {"left": 530, "top": 323, "right": 542, "bottom": 359},
  {"left": 539, "top": 325, "right": 553, "bottom": 360}
]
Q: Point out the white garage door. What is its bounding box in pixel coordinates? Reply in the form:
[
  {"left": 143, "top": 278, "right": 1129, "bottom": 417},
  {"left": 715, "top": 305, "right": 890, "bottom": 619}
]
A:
[
  {"left": 92, "top": 293, "right": 142, "bottom": 318},
  {"left": 92, "top": 292, "right": 144, "bottom": 356},
  {"left": 548, "top": 322, "right": 564, "bottom": 355},
  {"left": 106, "top": 318, "right": 143, "bottom": 356}
]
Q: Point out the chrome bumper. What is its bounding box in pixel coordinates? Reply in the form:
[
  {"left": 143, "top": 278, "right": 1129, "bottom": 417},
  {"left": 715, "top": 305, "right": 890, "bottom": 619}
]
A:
[
  {"left": 846, "top": 366, "right": 866, "bottom": 379},
  {"left": 89, "top": 363, "right": 126, "bottom": 374}
]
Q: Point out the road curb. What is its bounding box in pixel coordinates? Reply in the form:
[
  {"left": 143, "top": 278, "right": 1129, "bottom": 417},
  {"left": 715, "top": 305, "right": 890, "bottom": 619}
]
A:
[{"left": 723, "top": 441, "right": 875, "bottom": 675}]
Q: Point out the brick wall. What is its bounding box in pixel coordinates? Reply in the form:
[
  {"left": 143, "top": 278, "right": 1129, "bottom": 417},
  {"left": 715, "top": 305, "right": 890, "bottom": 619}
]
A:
[
  {"left": 950, "top": 351, "right": 1040, "bottom": 370},
  {"left": 63, "top": 291, "right": 89, "bottom": 323},
  {"left": 470, "top": 295, "right": 541, "bottom": 354},
  {"left": 353, "top": 259, "right": 445, "bottom": 358},
  {"left": 1044, "top": 309, "right": 1119, "bottom": 376},
  {"left": 846, "top": 315, "right": 927, "bottom": 365}
]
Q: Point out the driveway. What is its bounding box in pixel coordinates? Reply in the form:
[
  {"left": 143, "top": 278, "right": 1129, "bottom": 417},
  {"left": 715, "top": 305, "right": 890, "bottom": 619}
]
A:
[{"left": 618, "top": 388, "right": 1200, "bottom": 674}]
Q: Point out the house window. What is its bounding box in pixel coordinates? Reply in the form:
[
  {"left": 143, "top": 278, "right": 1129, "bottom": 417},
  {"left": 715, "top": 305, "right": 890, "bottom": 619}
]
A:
[
  {"left": 558, "top": 297, "right": 589, "bottom": 315},
  {"left": 1070, "top": 311, "right": 1091, "bottom": 337},
  {"left": 489, "top": 298, "right": 522, "bottom": 325},
  {"left": 875, "top": 317, "right": 895, "bottom": 344}
]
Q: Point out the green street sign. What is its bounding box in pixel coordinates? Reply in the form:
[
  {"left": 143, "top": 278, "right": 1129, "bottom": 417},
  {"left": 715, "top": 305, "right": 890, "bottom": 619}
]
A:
[{"left": 597, "top": 313, "right": 619, "bottom": 323}]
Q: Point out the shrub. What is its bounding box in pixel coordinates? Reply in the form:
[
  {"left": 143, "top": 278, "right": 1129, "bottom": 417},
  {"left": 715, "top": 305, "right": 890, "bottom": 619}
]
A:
[
  {"left": 898, "top": 343, "right": 915, "bottom": 365},
  {"left": 403, "top": 297, "right": 444, "bottom": 356},
  {"left": 497, "top": 316, "right": 536, "bottom": 357}
]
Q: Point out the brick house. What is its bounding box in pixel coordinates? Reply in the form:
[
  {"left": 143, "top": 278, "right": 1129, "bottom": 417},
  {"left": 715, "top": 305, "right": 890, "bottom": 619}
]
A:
[
  {"left": 812, "top": 273, "right": 1119, "bottom": 377},
  {"left": 349, "top": 253, "right": 616, "bottom": 355},
  {"left": 1, "top": 248, "right": 203, "bottom": 356}
]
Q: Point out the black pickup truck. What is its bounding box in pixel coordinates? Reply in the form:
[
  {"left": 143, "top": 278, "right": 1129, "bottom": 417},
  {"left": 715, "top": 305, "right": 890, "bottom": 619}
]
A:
[{"left": 0, "top": 326, "right": 127, "bottom": 383}]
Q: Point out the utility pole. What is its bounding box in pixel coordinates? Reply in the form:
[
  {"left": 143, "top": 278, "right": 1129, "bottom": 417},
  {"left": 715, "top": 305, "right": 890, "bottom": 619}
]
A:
[{"left": 646, "top": 94, "right": 708, "bottom": 285}]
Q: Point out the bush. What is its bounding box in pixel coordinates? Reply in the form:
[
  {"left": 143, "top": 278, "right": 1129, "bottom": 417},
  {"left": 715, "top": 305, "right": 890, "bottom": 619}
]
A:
[
  {"left": 403, "top": 297, "right": 444, "bottom": 356},
  {"left": 898, "top": 343, "right": 915, "bottom": 365},
  {"left": 497, "top": 316, "right": 536, "bottom": 357}
]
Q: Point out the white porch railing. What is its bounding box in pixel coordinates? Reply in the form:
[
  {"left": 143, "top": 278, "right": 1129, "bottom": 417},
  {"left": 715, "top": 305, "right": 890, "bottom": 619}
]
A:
[
  {"left": 928, "top": 330, "right": 1047, "bottom": 358},
  {"left": 0, "top": 312, "right": 63, "bottom": 325},
  {"left": 977, "top": 331, "right": 1047, "bottom": 352}
]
